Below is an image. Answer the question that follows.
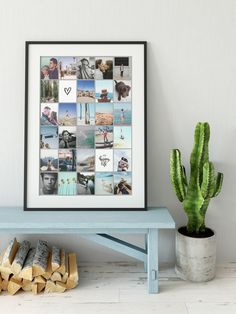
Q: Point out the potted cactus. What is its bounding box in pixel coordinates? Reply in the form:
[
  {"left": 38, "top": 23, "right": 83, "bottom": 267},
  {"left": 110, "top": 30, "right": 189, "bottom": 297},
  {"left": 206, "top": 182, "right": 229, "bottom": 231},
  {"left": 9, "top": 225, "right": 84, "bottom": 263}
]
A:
[{"left": 170, "top": 122, "right": 223, "bottom": 282}]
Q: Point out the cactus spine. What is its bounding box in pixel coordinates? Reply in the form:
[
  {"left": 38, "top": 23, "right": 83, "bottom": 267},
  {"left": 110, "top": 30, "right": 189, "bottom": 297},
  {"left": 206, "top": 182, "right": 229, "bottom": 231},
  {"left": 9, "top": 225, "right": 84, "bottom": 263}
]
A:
[{"left": 170, "top": 122, "right": 223, "bottom": 233}]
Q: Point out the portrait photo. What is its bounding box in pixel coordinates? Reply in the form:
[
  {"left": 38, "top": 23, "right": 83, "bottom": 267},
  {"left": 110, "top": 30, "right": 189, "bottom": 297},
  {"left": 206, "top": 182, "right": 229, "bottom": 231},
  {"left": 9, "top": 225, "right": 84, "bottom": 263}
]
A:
[
  {"left": 77, "top": 172, "right": 95, "bottom": 195},
  {"left": 40, "top": 103, "right": 58, "bottom": 126},
  {"left": 41, "top": 57, "right": 59, "bottom": 80},
  {"left": 114, "top": 149, "right": 132, "bottom": 172},
  {"left": 59, "top": 126, "right": 76, "bottom": 148},
  {"left": 76, "top": 57, "right": 95, "bottom": 80},
  {"left": 95, "top": 57, "right": 113, "bottom": 80},
  {"left": 39, "top": 172, "right": 58, "bottom": 195}
]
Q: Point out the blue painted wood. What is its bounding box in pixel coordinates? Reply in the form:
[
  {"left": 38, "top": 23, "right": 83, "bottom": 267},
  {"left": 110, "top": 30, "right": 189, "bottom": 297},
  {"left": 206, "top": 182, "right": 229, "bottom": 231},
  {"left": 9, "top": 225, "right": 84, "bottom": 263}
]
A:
[
  {"left": 0, "top": 207, "right": 175, "bottom": 233},
  {"left": 81, "top": 234, "right": 147, "bottom": 262},
  {"left": 144, "top": 234, "right": 148, "bottom": 272},
  {"left": 148, "top": 229, "right": 158, "bottom": 294},
  {"left": 0, "top": 207, "right": 175, "bottom": 294}
]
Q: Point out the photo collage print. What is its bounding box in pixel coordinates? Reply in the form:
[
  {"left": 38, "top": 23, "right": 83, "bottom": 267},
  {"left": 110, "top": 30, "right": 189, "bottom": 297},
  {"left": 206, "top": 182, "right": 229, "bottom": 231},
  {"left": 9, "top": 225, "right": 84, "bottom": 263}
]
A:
[{"left": 40, "top": 56, "right": 132, "bottom": 196}]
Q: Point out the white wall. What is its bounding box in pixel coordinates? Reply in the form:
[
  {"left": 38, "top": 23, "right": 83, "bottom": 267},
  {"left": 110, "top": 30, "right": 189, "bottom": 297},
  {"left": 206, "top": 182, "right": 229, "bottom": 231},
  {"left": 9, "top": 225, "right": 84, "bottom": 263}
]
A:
[{"left": 0, "top": 0, "right": 234, "bottom": 263}]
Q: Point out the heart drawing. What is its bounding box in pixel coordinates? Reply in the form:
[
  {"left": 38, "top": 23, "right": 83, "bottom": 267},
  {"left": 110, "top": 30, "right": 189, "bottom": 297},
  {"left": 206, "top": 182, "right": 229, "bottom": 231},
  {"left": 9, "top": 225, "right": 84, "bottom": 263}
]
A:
[{"left": 64, "top": 87, "right": 72, "bottom": 95}]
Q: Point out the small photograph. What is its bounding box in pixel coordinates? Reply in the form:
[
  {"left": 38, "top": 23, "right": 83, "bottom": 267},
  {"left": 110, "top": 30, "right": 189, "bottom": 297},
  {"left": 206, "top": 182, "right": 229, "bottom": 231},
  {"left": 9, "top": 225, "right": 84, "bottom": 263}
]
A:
[
  {"left": 40, "top": 172, "right": 58, "bottom": 195},
  {"left": 77, "top": 172, "right": 95, "bottom": 195},
  {"left": 114, "top": 103, "right": 132, "bottom": 125},
  {"left": 40, "top": 125, "right": 58, "bottom": 149},
  {"left": 95, "top": 80, "right": 113, "bottom": 102},
  {"left": 114, "top": 172, "right": 132, "bottom": 195},
  {"left": 59, "top": 80, "right": 77, "bottom": 103},
  {"left": 95, "top": 57, "right": 113, "bottom": 79},
  {"left": 77, "top": 149, "right": 95, "bottom": 172},
  {"left": 76, "top": 57, "right": 95, "bottom": 79},
  {"left": 59, "top": 149, "right": 76, "bottom": 172},
  {"left": 77, "top": 126, "right": 95, "bottom": 148},
  {"left": 41, "top": 80, "right": 59, "bottom": 103},
  {"left": 58, "top": 57, "right": 77, "bottom": 80},
  {"left": 95, "top": 149, "right": 113, "bottom": 172},
  {"left": 95, "top": 126, "right": 113, "bottom": 149},
  {"left": 40, "top": 103, "right": 59, "bottom": 126},
  {"left": 114, "top": 149, "right": 132, "bottom": 172},
  {"left": 95, "top": 103, "right": 113, "bottom": 125},
  {"left": 113, "top": 57, "right": 132, "bottom": 80},
  {"left": 58, "top": 103, "right": 77, "bottom": 126},
  {"left": 58, "top": 172, "right": 77, "bottom": 195},
  {"left": 77, "top": 80, "right": 95, "bottom": 103},
  {"left": 114, "top": 80, "right": 131, "bottom": 102},
  {"left": 59, "top": 126, "right": 76, "bottom": 148},
  {"left": 114, "top": 126, "right": 132, "bottom": 148},
  {"left": 95, "top": 172, "right": 113, "bottom": 195},
  {"left": 41, "top": 57, "right": 59, "bottom": 80},
  {"left": 40, "top": 149, "right": 58, "bottom": 172},
  {"left": 77, "top": 103, "right": 95, "bottom": 125}
]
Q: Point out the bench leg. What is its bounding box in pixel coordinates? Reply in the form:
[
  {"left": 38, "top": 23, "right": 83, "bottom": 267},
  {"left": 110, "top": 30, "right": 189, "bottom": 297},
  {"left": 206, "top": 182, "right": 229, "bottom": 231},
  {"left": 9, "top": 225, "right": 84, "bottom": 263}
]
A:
[
  {"left": 144, "top": 234, "right": 147, "bottom": 272},
  {"left": 147, "top": 228, "right": 158, "bottom": 293}
]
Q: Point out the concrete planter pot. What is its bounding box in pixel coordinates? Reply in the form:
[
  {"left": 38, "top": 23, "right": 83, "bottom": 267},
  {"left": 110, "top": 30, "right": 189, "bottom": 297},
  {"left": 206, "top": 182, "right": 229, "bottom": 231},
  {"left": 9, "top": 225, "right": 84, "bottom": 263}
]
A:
[{"left": 175, "top": 227, "right": 216, "bottom": 282}]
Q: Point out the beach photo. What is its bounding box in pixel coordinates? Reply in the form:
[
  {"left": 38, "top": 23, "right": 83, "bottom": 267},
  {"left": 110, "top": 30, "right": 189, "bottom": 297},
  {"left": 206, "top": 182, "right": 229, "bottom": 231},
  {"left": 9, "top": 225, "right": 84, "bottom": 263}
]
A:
[
  {"left": 114, "top": 80, "right": 131, "bottom": 102},
  {"left": 59, "top": 149, "right": 76, "bottom": 172},
  {"left": 40, "top": 125, "right": 58, "bottom": 149},
  {"left": 95, "top": 126, "right": 113, "bottom": 149},
  {"left": 95, "top": 57, "right": 113, "bottom": 80},
  {"left": 58, "top": 103, "right": 77, "bottom": 126},
  {"left": 77, "top": 80, "right": 95, "bottom": 103},
  {"left": 41, "top": 80, "right": 58, "bottom": 103},
  {"left": 40, "top": 103, "right": 58, "bottom": 126},
  {"left": 77, "top": 126, "right": 95, "bottom": 148},
  {"left": 114, "top": 103, "right": 132, "bottom": 125},
  {"left": 76, "top": 57, "right": 95, "bottom": 79},
  {"left": 113, "top": 57, "right": 132, "bottom": 80},
  {"left": 95, "top": 149, "right": 113, "bottom": 172},
  {"left": 95, "top": 80, "right": 113, "bottom": 103},
  {"left": 95, "top": 103, "right": 113, "bottom": 125},
  {"left": 59, "top": 126, "right": 76, "bottom": 148},
  {"left": 39, "top": 173, "right": 58, "bottom": 195},
  {"left": 114, "top": 149, "right": 132, "bottom": 172},
  {"left": 77, "top": 103, "right": 95, "bottom": 125},
  {"left": 40, "top": 57, "right": 59, "bottom": 80},
  {"left": 40, "top": 149, "right": 58, "bottom": 172},
  {"left": 77, "top": 149, "right": 95, "bottom": 172},
  {"left": 58, "top": 172, "right": 77, "bottom": 196},
  {"left": 77, "top": 172, "right": 95, "bottom": 195},
  {"left": 114, "top": 126, "right": 132, "bottom": 148},
  {"left": 114, "top": 172, "right": 132, "bottom": 195},
  {"left": 95, "top": 172, "right": 113, "bottom": 195},
  {"left": 58, "top": 56, "right": 77, "bottom": 80}
]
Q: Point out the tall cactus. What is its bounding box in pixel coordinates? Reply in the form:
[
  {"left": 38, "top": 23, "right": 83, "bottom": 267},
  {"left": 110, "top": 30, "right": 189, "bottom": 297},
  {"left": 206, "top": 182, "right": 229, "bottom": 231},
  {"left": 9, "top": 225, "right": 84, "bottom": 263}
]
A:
[{"left": 170, "top": 122, "right": 223, "bottom": 234}]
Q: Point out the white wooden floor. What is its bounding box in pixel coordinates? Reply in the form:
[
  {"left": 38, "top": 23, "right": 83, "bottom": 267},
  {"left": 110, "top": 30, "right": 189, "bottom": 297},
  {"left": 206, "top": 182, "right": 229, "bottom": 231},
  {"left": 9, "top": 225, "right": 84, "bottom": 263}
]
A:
[{"left": 1, "top": 262, "right": 236, "bottom": 314}]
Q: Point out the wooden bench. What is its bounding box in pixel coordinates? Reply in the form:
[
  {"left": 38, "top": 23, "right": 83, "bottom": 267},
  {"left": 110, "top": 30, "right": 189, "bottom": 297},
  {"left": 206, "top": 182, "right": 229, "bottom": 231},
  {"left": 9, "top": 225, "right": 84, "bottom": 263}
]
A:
[{"left": 0, "top": 207, "right": 175, "bottom": 294}]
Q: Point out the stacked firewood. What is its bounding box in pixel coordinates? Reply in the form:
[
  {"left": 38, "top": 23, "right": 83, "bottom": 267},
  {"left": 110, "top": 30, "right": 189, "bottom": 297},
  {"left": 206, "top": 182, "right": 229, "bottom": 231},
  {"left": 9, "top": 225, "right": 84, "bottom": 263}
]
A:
[{"left": 0, "top": 238, "right": 79, "bottom": 295}]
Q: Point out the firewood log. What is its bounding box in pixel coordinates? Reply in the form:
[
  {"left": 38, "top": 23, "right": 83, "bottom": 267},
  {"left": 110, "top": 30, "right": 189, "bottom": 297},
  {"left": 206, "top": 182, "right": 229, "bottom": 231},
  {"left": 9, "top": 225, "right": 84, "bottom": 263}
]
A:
[
  {"left": 44, "top": 280, "right": 57, "bottom": 293},
  {"left": 37, "top": 283, "right": 46, "bottom": 293},
  {"left": 66, "top": 253, "right": 79, "bottom": 289},
  {"left": 1, "top": 271, "right": 11, "bottom": 281},
  {"left": 61, "top": 254, "right": 69, "bottom": 283},
  {"left": 2, "top": 279, "right": 8, "bottom": 291},
  {"left": 0, "top": 273, "right": 2, "bottom": 293},
  {"left": 19, "top": 248, "right": 36, "bottom": 281},
  {"left": 34, "top": 275, "right": 46, "bottom": 284},
  {"left": 51, "top": 246, "right": 61, "bottom": 272},
  {"left": 57, "top": 249, "right": 66, "bottom": 275},
  {"left": 33, "top": 240, "right": 49, "bottom": 277},
  {"left": 22, "top": 279, "right": 33, "bottom": 292},
  {"left": 42, "top": 251, "right": 52, "bottom": 280},
  {"left": 1, "top": 238, "right": 19, "bottom": 268},
  {"left": 11, "top": 240, "right": 31, "bottom": 275},
  {"left": 7, "top": 278, "right": 22, "bottom": 295},
  {"left": 55, "top": 281, "right": 66, "bottom": 293},
  {"left": 50, "top": 271, "right": 62, "bottom": 282}
]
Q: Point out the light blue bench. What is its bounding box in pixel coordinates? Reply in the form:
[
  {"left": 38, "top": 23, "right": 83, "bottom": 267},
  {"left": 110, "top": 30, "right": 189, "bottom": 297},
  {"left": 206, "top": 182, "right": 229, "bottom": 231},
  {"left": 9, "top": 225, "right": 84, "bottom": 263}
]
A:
[{"left": 0, "top": 207, "right": 175, "bottom": 293}]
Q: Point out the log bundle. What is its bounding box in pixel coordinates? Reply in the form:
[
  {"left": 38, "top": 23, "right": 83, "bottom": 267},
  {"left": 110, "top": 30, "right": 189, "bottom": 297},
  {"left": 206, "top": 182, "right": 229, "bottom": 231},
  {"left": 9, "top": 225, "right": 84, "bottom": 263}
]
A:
[{"left": 0, "top": 238, "right": 79, "bottom": 295}]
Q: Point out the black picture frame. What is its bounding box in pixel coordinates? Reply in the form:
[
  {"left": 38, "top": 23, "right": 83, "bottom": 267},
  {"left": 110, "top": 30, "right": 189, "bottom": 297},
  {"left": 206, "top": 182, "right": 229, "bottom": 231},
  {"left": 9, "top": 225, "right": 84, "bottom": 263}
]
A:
[{"left": 24, "top": 41, "right": 147, "bottom": 211}]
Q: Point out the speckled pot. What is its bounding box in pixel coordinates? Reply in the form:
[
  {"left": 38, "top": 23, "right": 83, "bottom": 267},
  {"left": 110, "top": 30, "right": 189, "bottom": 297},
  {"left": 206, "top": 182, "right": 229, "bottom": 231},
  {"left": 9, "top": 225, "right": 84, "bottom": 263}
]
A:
[{"left": 175, "top": 227, "right": 216, "bottom": 282}]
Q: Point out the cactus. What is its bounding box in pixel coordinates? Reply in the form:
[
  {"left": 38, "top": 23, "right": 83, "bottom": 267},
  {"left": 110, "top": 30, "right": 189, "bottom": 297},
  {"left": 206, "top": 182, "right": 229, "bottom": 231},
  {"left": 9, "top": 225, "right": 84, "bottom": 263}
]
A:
[{"left": 170, "top": 122, "right": 223, "bottom": 234}]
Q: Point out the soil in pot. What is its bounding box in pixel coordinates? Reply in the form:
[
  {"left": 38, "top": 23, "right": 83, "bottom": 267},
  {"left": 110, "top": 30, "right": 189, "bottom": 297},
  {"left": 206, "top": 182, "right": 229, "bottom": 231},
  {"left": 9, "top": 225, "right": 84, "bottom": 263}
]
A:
[{"left": 178, "top": 226, "right": 214, "bottom": 238}]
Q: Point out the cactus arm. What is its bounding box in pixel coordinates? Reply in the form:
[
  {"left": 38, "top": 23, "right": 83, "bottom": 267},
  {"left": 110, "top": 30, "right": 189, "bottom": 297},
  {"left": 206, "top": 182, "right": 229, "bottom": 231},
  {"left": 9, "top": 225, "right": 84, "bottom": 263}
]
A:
[
  {"left": 181, "top": 165, "right": 188, "bottom": 186},
  {"left": 199, "top": 198, "right": 211, "bottom": 232},
  {"left": 198, "top": 122, "right": 210, "bottom": 185},
  {"left": 170, "top": 149, "right": 186, "bottom": 202},
  {"left": 212, "top": 172, "right": 223, "bottom": 197},
  {"left": 201, "top": 162, "right": 215, "bottom": 199}
]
